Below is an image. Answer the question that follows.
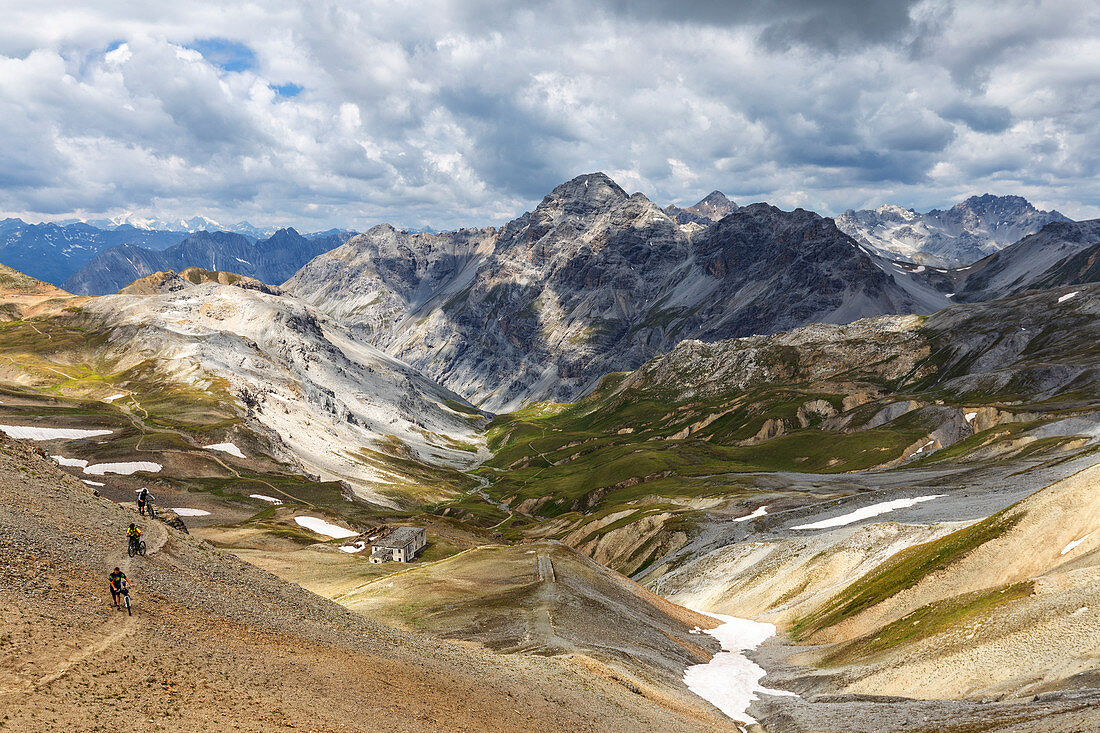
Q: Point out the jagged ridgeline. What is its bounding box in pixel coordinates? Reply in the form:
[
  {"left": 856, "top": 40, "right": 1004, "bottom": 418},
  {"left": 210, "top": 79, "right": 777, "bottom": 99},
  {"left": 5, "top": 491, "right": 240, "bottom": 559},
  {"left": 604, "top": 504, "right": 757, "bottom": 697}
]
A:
[
  {"left": 465, "top": 285, "right": 1100, "bottom": 573},
  {"left": 286, "top": 173, "right": 952, "bottom": 412},
  {"left": 286, "top": 173, "right": 1100, "bottom": 413}
]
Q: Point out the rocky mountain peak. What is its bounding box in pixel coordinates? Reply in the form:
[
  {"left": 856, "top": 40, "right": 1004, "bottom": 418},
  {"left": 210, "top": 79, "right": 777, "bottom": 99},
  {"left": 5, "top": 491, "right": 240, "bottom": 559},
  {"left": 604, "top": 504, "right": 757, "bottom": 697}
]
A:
[
  {"left": 685, "top": 191, "right": 737, "bottom": 221},
  {"left": 535, "top": 173, "right": 630, "bottom": 222},
  {"left": 953, "top": 193, "right": 1030, "bottom": 213},
  {"left": 260, "top": 227, "right": 306, "bottom": 246}
]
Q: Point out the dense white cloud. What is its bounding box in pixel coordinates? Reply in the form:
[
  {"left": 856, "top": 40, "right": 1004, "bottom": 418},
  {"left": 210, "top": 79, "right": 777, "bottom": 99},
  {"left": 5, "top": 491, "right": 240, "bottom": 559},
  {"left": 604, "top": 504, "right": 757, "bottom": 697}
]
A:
[{"left": 0, "top": 0, "right": 1097, "bottom": 230}]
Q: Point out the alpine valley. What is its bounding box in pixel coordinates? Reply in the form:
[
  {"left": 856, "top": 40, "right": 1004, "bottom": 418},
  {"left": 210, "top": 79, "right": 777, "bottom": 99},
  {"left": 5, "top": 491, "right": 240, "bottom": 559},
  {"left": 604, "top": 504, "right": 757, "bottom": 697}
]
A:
[{"left": 3, "top": 173, "right": 1100, "bottom": 733}]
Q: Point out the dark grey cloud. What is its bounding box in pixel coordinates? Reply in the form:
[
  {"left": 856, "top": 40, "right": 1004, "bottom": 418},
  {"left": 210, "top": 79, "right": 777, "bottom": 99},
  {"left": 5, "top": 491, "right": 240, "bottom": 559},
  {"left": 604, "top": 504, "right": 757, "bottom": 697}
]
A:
[{"left": 602, "top": 0, "right": 920, "bottom": 48}]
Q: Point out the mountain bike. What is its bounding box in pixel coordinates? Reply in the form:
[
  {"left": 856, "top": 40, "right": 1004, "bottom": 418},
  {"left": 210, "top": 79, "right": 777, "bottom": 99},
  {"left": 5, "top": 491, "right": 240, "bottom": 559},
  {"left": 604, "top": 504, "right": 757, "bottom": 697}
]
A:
[
  {"left": 127, "top": 535, "right": 147, "bottom": 557},
  {"left": 119, "top": 581, "right": 132, "bottom": 616},
  {"left": 144, "top": 500, "right": 157, "bottom": 519}
]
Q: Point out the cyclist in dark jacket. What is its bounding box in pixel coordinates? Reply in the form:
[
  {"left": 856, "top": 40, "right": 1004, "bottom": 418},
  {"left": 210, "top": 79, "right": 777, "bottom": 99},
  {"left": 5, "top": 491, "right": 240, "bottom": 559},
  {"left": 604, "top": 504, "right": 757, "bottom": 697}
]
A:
[
  {"left": 108, "top": 567, "right": 127, "bottom": 608},
  {"left": 137, "top": 488, "right": 154, "bottom": 516}
]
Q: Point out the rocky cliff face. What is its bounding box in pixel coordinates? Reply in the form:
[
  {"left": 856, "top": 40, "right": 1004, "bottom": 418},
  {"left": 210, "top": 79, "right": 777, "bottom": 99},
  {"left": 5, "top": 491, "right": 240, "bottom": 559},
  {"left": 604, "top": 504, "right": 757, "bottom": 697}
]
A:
[
  {"left": 289, "top": 173, "right": 946, "bottom": 411},
  {"left": 63, "top": 228, "right": 352, "bottom": 295},
  {"left": 836, "top": 194, "right": 1070, "bottom": 268}
]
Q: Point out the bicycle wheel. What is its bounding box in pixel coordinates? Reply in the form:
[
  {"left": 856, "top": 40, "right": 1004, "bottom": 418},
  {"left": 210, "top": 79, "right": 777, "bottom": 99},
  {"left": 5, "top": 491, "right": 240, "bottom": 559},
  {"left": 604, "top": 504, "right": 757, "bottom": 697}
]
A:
[
  {"left": 138, "top": 540, "right": 147, "bottom": 557},
  {"left": 124, "top": 593, "right": 131, "bottom": 616},
  {"left": 128, "top": 542, "right": 136, "bottom": 557}
]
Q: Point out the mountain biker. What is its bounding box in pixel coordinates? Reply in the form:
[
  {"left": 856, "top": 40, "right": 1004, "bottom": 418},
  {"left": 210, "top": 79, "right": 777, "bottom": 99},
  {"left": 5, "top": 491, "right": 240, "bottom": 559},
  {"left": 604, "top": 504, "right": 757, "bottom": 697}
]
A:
[
  {"left": 108, "top": 567, "right": 128, "bottom": 609},
  {"left": 137, "top": 488, "right": 155, "bottom": 516},
  {"left": 127, "top": 523, "right": 142, "bottom": 550}
]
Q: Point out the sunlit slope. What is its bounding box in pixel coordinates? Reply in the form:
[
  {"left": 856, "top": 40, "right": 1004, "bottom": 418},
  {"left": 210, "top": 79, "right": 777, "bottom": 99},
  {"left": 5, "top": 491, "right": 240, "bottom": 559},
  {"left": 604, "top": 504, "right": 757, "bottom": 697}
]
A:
[
  {"left": 0, "top": 264, "right": 487, "bottom": 506},
  {"left": 776, "top": 460, "right": 1100, "bottom": 699},
  {"left": 264, "top": 541, "right": 725, "bottom": 717}
]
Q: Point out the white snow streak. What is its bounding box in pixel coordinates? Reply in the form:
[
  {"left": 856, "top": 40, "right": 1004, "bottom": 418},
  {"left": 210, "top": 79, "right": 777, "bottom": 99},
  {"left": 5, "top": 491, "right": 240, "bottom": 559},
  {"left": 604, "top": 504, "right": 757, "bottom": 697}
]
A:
[
  {"left": 103, "top": 393, "right": 127, "bottom": 402},
  {"left": 205, "top": 442, "right": 245, "bottom": 458},
  {"left": 84, "top": 461, "right": 162, "bottom": 476},
  {"left": 52, "top": 455, "right": 89, "bottom": 468},
  {"left": 964, "top": 412, "right": 978, "bottom": 424},
  {"left": 82, "top": 479, "right": 105, "bottom": 486},
  {"left": 733, "top": 506, "right": 768, "bottom": 522},
  {"left": 1057, "top": 291, "right": 1079, "bottom": 303},
  {"left": 294, "top": 516, "right": 358, "bottom": 539},
  {"left": 1062, "top": 532, "right": 1094, "bottom": 556},
  {"left": 791, "top": 495, "right": 945, "bottom": 530},
  {"left": 172, "top": 508, "right": 211, "bottom": 517},
  {"left": 912, "top": 439, "right": 936, "bottom": 455},
  {"left": 250, "top": 494, "right": 283, "bottom": 504},
  {"left": 683, "top": 611, "right": 796, "bottom": 723},
  {"left": 339, "top": 542, "right": 367, "bottom": 554},
  {"left": 0, "top": 425, "right": 113, "bottom": 441}
]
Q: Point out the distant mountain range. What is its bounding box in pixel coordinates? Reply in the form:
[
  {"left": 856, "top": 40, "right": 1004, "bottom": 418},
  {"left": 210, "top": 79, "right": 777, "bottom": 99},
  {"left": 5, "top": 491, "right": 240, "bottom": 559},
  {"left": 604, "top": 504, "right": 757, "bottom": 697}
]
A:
[
  {"left": 835, "top": 194, "right": 1070, "bottom": 268},
  {"left": 62, "top": 228, "right": 355, "bottom": 295},
  {"left": 5, "top": 177, "right": 1098, "bottom": 413},
  {"left": 0, "top": 217, "right": 355, "bottom": 291},
  {"left": 62, "top": 214, "right": 280, "bottom": 239},
  {"left": 0, "top": 218, "right": 187, "bottom": 286}
]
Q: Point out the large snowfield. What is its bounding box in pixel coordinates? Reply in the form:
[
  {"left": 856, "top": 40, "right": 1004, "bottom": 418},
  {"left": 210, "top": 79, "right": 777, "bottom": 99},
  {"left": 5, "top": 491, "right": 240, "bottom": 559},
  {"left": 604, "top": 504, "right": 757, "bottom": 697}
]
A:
[{"left": 83, "top": 461, "right": 163, "bottom": 476}]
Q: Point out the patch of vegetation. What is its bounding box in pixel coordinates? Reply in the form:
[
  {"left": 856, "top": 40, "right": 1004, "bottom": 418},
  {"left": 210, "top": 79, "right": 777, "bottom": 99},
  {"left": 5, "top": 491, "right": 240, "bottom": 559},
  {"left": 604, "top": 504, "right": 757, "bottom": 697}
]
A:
[
  {"left": 818, "top": 581, "right": 1034, "bottom": 666},
  {"left": 791, "top": 507, "right": 1024, "bottom": 640}
]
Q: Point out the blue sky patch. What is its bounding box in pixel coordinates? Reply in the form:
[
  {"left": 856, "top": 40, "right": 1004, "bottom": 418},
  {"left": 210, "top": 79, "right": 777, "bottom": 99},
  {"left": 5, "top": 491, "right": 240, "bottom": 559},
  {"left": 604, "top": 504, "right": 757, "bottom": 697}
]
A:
[
  {"left": 272, "top": 83, "right": 303, "bottom": 98},
  {"left": 187, "top": 38, "right": 256, "bottom": 72}
]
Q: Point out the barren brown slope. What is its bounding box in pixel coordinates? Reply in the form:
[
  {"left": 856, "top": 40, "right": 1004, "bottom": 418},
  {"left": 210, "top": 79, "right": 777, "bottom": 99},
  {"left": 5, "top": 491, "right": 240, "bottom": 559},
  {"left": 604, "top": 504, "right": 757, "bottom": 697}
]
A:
[
  {"left": 278, "top": 541, "right": 723, "bottom": 715},
  {"left": 0, "top": 262, "right": 76, "bottom": 317},
  {"left": 0, "top": 435, "right": 737, "bottom": 733}
]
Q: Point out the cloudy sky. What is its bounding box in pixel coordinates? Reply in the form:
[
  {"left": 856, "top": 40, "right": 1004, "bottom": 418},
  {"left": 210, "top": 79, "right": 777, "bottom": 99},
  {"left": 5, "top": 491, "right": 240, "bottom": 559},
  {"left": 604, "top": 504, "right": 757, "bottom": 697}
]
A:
[{"left": 1, "top": 0, "right": 1098, "bottom": 230}]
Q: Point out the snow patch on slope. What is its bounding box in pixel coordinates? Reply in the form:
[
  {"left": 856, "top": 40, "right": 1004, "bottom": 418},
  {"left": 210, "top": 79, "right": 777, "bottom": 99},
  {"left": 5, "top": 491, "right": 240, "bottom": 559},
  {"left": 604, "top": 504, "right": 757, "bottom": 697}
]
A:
[
  {"left": 295, "top": 516, "right": 358, "bottom": 539},
  {"left": 683, "top": 610, "right": 795, "bottom": 723},
  {"left": 791, "top": 495, "right": 944, "bottom": 530},
  {"left": 205, "top": 442, "right": 245, "bottom": 458},
  {"left": 0, "top": 425, "right": 113, "bottom": 441}
]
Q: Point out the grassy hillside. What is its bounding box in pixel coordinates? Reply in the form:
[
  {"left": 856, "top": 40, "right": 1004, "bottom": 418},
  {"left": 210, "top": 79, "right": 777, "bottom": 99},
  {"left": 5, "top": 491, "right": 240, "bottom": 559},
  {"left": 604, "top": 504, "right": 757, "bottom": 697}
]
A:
[{"left": 459, "top": 286, "right": 1100, "bottom": 572}]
